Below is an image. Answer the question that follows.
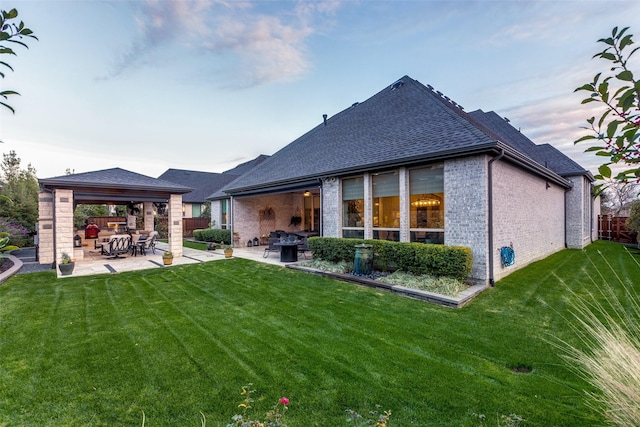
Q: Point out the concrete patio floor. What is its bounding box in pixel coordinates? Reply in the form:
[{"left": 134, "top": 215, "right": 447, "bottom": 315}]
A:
[{"left": 60, "top": 242, "right": 306, "bottom": 278}]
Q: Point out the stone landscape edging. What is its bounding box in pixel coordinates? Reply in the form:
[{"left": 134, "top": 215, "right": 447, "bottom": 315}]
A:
[
  {"left": 0, "top": 255, "right": 23, "bottom": 284},
  {"left": 287, "top": 264, "right": 488, "bottom": 308}
]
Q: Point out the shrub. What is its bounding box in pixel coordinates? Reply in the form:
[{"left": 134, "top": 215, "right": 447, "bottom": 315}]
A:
[
  {"left": 308, "top": 237, "right": 472, "bottom": 280},
  {"left": 0, "top": 217, "right": 31, "bottom": 247},
  {"left": 193, "top": 228, "right": 232, "bottom": 244}
]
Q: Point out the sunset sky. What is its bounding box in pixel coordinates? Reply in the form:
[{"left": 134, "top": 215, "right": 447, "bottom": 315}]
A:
[{"left": 1, "top": 0, "right": 639, "bottom": 179}]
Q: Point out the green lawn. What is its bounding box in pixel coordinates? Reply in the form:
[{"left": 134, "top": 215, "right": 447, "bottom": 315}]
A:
[{"left": 1, "top": 240, "right": 637, "bottom": 426}]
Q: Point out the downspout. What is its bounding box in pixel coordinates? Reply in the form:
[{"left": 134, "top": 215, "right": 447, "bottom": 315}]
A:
[
  {"left": 487, "top": 148, "right": 504, "bottom": 287},
  {"left": 564, "top": 186, "right": 571, "bottom": 248},
  {"left": 590, "top": 183, "right": 595, "bottom": 244},
  {"left": 229, "top": 195, "right": 234, "bottom": 245},
  {"left": 319, "top": 185, "right": 323, "bottom": 237}
]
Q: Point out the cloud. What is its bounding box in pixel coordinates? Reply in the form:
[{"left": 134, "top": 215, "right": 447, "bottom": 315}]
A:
[{"left": 104, "top": 0, "right": 340, "bottom": 87}]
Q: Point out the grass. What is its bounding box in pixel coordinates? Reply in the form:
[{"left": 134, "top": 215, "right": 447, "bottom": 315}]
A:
[
  {"left": 183, "top": 239, "right": 209, "bottom": 251},
  {"left": 0, "top": 240, "right": 637, "bottom": 425}
]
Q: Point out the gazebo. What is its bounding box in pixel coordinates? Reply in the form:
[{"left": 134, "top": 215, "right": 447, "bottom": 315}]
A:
[{"left": 37, "top": 168, "right": 192, "bottom": 267}]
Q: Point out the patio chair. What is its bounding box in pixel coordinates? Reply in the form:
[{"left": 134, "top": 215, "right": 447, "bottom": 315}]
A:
[
  {"left": 297, "top": 237, "right": 310, "bottom": 259},
  {"left": 138, "top": 231, "right": 158, "bottom": 255},
  {"left": 101, "top": 234, "right": 132, "bottom": 259},
  {"left": 263, "top": 237, "right": 280, "bottom": 258}
]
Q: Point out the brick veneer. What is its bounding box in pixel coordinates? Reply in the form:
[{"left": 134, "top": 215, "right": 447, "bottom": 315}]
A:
[
  {"left": 491, "top": 160, "right": 565, "bottom": 282},
  {"left": 444, "top": 156, "right": 490, "bottom": 284}
]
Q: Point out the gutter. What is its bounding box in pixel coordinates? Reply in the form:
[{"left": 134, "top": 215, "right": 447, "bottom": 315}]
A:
[
  {"left": 564, "top": 188, "right": 570, "bottom": 248},
  {"left": 487, "top": 148, "right": 505, "bottom": 287}
]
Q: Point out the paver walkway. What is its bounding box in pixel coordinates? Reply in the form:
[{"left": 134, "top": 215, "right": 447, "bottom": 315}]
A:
[{"left": 3, "top": 242, "right": 299, "bottom": 280}]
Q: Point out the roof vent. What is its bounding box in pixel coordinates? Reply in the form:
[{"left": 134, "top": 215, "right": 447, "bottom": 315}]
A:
[
  {"left": 504, "top": 117, "right": 510, "bottom": 123},
  {"left": 351, "top": 102, "right": 359, "bottom": 108},
  {"left": 323, "top": 114, "right": 328, "bottom": 126},
  {"left": 391, "top": 79, "right": 404, "bottom": 90}
]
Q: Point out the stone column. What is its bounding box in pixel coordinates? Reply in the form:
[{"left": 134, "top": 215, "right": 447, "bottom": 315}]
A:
[
  {"left": 37, "top": 191, "right": 55, "bottom": 265},
  {"left": 54, "top": 189, "right": 74, "bottom": 267},
  {"left": 168, "top": 194, "right": 183, "bottom": 256},
  {"left": 143, "top": 202, "right": 155, "bottom": 232}
]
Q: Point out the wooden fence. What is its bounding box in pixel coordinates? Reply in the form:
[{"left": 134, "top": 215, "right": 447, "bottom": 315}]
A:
[
  {"left": 183, "top": 218, "right": 210, "bottom": 237},
  {"left": 598, "top": 215, "right": 637, "bottom": 243}
]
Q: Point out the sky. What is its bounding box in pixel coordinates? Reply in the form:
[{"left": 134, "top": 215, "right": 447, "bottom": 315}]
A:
[{"left": 0, "top": 0, "right": 639, "bottom": 180}]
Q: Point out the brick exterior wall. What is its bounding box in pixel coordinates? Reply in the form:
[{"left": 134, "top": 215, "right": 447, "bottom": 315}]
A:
[
  {"left": 565, "top": 175, "right": 594, "bottom": 249},
  {"left": 37, "top": 191, "right": 55, "bottom": 265},
  {"left": 322, "top": 177, "right": 340, "bottom": 238},
  {"left": 232, "top": 193, "right": 307, "bottom": 246},
  {"left": 227, "top": 155, "right": 593, "bottom": 287},
  {"left": 491, "top": 160, "right": 565, "bottom": 282},
  {"left": 444, "top": 156, "right": 490, "bottom": 284}
]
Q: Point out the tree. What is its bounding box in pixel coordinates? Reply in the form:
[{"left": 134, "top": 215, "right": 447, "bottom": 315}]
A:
[
  {"left": 575, "top": 26, "right": 640, "bottom": 189},
  {"left": 600, "top": 180, "right": 640, "bottom": 215},
  {"left": 0, "top": 151, "right": 39, "bottom": 235},
  {"left": 73, "top": 204, "right": 109, "bottom": 230},
  {"left": 1, "top": 8, "right": 37, "bottom": 113}
]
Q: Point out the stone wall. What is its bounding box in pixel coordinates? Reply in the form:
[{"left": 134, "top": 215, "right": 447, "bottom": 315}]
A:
[
  {"left": 54, "top": 189, "right": 74, "bottom": 268},
  {"left": 37, "top": 191, "right": 55, "bottom": 265},
  {"left": 168, "top": 194, "right": 183, "bottom": 256}
]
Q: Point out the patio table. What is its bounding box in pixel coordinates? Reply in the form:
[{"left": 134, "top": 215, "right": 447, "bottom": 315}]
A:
[{"left": 274, "top": 241, "right": 300, "bottom": 262}]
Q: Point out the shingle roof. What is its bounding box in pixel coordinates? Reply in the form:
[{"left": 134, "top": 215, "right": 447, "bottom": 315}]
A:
[
  {"left": 40, "top": 167, "right": 192, "bottom": 193},
  {"left": 157, "top": 169, "right": 238, "bottom": 203},
  {"left": 224, "top": 76, "right": 499, "bottom": 193},
  {"left": 222, "top": 154, "right": 270, "bottom": 176},
  {"left": 221, "top": 75, "right": 589, "bottom": 195},
  {"left": 468, "top": 110, "right": 590, "bottom": 178}
]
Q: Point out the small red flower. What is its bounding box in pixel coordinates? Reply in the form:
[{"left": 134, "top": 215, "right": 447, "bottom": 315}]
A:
[{"left": 279, "top": 397, "right": 290, "bottom": 405}]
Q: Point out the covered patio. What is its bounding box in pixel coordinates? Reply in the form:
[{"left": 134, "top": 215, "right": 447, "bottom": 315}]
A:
[{"left": 37, "top": 168, "right": 192, "bottom": 276}]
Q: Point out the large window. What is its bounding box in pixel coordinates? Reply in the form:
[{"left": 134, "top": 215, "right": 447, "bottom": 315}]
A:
[
  {"left": 409, "top": 164, "right": 444, "bottom": 244},
  {"left": 342, "top": 176, "right": 364, "bottom": 238},
  {"left": 372, "top": 171, "right": 399, "bottom": 241}
]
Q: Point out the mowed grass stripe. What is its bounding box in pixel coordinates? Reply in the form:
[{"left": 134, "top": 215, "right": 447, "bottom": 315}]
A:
[{"left": 5, "top": 242, "right": 638, "bottom": 424}]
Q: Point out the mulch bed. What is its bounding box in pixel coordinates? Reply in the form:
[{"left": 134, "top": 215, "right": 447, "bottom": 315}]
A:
[{"left": 0, "top": 258, "right": 14, "bottom": 274}]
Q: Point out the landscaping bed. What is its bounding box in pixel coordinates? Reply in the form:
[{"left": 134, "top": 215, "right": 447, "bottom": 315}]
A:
[{"left": 289, "top": 262, "right": 487, "bottom": 308}]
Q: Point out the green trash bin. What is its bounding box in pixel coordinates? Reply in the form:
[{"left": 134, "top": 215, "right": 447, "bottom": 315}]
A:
[{"left": 354, "top": 244, "right": 373, "bottom": 275}]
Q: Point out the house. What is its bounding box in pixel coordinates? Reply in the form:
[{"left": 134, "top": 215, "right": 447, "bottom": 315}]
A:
[
  {"left": 211, "top": 75, "right": 597, "bottom": 285},
  {"left": 160, "top": 156, "right": 269, "bottom": 221},
  {"left": 158, "top": 169, "right": 236, "bottom": 219}
]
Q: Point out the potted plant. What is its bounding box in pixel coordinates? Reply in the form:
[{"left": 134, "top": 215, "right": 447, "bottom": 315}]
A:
[
  {"left": 162, "top": 251, "right": 173, "bottom": 265},
  {"left": 58, "top": 252, "right": 75, "bottom": 275},
  {"left": 232, "top": 232, "right": 240, "bottom": 246},
  {"left": 223, "top": 244, "right": 233, "bottom": 258}
]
